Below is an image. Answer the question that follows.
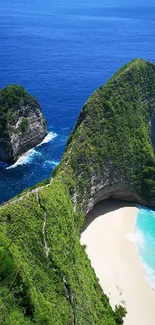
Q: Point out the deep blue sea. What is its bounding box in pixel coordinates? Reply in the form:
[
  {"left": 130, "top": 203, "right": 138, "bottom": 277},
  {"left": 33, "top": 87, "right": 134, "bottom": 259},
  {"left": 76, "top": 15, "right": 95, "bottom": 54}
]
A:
[{"left": 1, "top": 1, "right": 155, "bottom": 289}]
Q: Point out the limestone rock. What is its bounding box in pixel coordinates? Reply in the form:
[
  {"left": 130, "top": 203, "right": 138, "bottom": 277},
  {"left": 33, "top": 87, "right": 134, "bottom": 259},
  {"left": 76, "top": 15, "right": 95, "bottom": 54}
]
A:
[{"left": 0, "top": 85, "right": 47, "bottom": 163}]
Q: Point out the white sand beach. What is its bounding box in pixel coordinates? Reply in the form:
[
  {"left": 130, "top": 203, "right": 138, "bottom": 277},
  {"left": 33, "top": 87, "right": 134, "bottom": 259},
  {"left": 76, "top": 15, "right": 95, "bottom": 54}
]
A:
[{"left": 80, "top": 200, "right": 155, "bottom": 325}]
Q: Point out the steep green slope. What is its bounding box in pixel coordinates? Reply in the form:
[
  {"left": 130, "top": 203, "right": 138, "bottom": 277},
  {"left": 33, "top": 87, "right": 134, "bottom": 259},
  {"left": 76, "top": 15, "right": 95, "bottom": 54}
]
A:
[
  {"left": 57, "top": 58, "right": 155, "bottom": 213},
  {"left": 0, "top": 180, "right": 124, "bottom": 325},
  {"left": 1, "top": 58, "right": 155, "bottom": 324}
]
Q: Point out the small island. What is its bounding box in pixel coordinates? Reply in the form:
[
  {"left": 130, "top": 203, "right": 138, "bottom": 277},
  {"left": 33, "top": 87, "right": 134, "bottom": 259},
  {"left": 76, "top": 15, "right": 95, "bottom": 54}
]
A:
[{"left": 0, "top": 85, "right": 47, "bottom": 164}]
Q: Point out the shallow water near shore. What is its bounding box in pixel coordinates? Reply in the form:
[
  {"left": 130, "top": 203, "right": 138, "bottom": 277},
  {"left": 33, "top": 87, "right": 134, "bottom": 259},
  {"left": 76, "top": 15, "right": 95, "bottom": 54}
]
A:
[
  {"left": 81, "top": 200, "right": 155, "bottom": 325},
  {"left": 136, "top": 207, "right": 155, "bottom": 290}
]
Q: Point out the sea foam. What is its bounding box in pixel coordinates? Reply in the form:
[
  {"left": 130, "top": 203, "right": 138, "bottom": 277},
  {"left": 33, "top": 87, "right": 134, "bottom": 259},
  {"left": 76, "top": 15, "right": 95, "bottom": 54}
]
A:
[
  {"left": 7, "top": 148, "right": 41, "bottom": 169},
  {"left": 37, "top": 132, "right": 57, "bottom": 147},
  {"left": 43, "top": 160, "right": 60, "bottom": 168},
  {"left": 127, "top": 229, "right": 145, "bottom": 249},
  {"left": 141, "top": 261, "right": 155, "bottom": 290},
  {"left": 127, "top": 228, "right": 155, "bottom": 289},
  {"left": 6, "top": 132, "right": 57, "bottom": 169}
]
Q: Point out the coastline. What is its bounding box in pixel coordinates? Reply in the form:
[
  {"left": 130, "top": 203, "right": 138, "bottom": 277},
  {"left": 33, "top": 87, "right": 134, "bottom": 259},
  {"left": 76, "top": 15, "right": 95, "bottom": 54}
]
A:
[
  {"left": 81, "top": 200, "right": 155, "bottom": 325},
  {"left": 6, "top": 131, "right": 57, "bottom": 170}
]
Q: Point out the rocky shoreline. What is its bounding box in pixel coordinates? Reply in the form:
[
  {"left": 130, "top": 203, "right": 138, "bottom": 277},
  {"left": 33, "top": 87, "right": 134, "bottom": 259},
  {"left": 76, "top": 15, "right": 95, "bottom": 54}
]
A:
[{"left": 0, "top": 84, "right": 47, "bottom": 164}]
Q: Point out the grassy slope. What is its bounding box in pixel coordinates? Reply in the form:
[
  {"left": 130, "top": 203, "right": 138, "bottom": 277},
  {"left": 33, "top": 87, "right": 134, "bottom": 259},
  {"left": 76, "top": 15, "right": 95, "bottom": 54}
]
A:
[
  {"left": 0, "top": 180, "right": 123, "bottom": 325},
  {"left": 2, "top": 58, "right": 155, "bottom": 324}
]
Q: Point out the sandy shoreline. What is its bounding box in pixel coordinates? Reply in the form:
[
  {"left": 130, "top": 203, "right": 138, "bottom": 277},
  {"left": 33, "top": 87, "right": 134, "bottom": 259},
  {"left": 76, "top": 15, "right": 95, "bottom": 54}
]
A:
[{"left": 80, "top": 200, "right": 155, "bottom": 325}]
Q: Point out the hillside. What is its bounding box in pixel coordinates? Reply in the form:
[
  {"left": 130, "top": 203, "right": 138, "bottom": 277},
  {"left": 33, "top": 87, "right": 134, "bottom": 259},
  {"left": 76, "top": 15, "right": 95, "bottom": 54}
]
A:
[
  {"left": 58, "top": 58, "right": 155, "bottom": 213},
  {"left": 1, "top": 58, "right": 155, "bottom": 324},
  {"left": 0, "top": 85, "right": 47, "bottom": 163}
]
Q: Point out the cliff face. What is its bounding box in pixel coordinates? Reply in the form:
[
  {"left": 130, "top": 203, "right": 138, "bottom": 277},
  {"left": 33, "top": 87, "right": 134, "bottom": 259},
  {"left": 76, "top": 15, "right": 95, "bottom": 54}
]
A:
[
  {"left": 0, "top": 85, "right": 47, "bottom": 163},
  {"left": 1, "top": 59, "right": 155, "bottom": 325},
  {"left": 58, "top": 59, "right": 155, "bottom": 213}
]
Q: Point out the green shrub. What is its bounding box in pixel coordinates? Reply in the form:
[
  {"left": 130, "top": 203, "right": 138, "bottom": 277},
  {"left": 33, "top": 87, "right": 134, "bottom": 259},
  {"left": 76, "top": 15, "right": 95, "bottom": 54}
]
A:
[{"left": 20, "top": 117, "right": 29, "bottom": 134}]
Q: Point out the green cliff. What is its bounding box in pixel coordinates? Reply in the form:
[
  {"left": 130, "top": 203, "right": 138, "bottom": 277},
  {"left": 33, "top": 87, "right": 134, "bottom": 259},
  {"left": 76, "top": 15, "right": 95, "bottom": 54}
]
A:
[
  {"left": 58, "top": 58, "right": 155, "bottom": 212},
  {"left": 0, "top": 85, "right": 47, "bottom": 164},
  {"left": 1, "top": 58, "right": 155, "bottom": 324}
]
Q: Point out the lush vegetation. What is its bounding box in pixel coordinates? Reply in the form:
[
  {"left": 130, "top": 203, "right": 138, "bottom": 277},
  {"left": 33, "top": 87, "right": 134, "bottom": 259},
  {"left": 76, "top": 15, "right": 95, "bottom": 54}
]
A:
[
  {"left": 2, "top": 58, "right": 155, "bottom": 324},
  {"left": 57, "top": 59, "right": 155, "bottom": 209},
  {"left": 0, "top": 85, "right": 33, "bottom": 133},
  {"left": 20, "top": 117, "right": 29, "bottom": 134},
  {"left": 0, "top": 180, "right": 126, "bottom": 324}
]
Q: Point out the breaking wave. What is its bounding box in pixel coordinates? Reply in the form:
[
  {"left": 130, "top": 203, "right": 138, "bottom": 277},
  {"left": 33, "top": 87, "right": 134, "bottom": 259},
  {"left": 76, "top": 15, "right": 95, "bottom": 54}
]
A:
[
  {"left": 37, "top": 132, "right": 57, "bottom": 146},
  {"left": 7, "top": 148, "right": 41, "bottom": 169},
  {"left": 141, "top": 261, "right": 155, "bottom": 290},
  {"left": 6, "top": 131, "right": 57, "bottom": 169},
  {"left": 126, "top": 229, "right": 146, "bottom": 249},
  {"left": 43, "top": 160, "right": 60, "bottom": 168}
]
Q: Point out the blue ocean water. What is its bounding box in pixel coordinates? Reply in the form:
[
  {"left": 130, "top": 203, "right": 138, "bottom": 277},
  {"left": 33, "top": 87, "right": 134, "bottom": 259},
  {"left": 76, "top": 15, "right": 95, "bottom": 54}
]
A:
[
  {"left": 0, "top": 1, "right": 155, "bottom": 203},
  {"left": 0, "top": 0, "right": 155, "bottom": 292}
]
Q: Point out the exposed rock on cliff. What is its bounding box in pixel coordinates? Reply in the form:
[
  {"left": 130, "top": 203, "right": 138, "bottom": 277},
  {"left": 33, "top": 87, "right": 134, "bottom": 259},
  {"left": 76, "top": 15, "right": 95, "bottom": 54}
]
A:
[
  {"left": 58, "top": 58, "right": 155, "bottom": 213},
  {"left": 1, "top": 58, "right": 155, "bottom": 325},
  {"left": 0, "top": 85, "right": 47, "bottom": 163}
]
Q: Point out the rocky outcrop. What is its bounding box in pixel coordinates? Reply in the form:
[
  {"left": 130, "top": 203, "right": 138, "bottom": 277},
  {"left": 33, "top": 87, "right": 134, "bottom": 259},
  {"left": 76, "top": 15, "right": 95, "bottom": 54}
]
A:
[
  {"left": 0, "top": 85, "right": 47, "bottom": 163},
  {"left": 57, "top": 59, "right": 155, "bottom": 214}
]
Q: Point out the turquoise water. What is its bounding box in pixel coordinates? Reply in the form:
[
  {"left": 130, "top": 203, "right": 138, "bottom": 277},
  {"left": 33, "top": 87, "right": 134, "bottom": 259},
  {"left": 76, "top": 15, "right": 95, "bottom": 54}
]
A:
[{"left": 136, "top": 207, "right": 155, "bottom": 289}]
